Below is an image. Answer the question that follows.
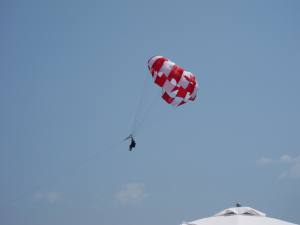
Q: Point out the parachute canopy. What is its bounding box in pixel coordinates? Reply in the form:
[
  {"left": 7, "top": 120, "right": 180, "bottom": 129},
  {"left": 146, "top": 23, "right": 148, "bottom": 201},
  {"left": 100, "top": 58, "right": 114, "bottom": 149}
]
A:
[{"left": 148, "top": 56, "right": 198, "bottom": 107}]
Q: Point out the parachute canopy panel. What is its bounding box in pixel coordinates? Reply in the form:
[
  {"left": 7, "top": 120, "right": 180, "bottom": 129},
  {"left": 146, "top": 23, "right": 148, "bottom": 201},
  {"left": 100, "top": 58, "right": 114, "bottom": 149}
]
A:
[{"left": 148, "top": 56, "right": 198, "bottom": 107}]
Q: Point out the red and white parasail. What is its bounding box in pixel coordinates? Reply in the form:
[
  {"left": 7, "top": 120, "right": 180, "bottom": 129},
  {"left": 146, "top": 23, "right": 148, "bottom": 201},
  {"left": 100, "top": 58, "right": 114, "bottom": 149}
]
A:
[{"left": 148, "top": 56, "right": 198, "bottom": 107}]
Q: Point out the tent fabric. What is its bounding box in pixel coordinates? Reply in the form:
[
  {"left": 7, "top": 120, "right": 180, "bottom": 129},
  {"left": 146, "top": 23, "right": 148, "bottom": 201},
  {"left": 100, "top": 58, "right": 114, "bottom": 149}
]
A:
[
  {"left": 215, "top": 207, "right": 266, "bottom": 217},
  {"left": 182, "top": 207, "right": 298, "bottom": 225}
]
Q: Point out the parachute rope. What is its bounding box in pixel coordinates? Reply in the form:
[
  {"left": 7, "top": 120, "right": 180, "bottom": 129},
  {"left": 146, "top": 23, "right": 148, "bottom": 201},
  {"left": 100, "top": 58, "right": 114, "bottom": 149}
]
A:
[
  {"left": 131, "top": 89, "right": 160, "bottom": 136},
  {"left": 130, "top": 72, "right": 149, "bottom": 136}
]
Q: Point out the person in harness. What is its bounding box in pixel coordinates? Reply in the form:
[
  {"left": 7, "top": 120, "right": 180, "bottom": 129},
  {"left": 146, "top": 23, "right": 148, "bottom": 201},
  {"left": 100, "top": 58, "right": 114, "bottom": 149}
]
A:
[
  {"left": 125, "top": 134, "right": 136, "bottom": 151},
  {"left": 129, "top": 137, "right": 136, "bottom": 151}
]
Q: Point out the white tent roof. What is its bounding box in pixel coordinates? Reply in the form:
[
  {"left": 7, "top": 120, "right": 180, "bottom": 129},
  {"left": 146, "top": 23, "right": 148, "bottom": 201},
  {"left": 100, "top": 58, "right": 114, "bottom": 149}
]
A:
[{"left": 182, "top": 206, "right": 298, "bottom": 225}]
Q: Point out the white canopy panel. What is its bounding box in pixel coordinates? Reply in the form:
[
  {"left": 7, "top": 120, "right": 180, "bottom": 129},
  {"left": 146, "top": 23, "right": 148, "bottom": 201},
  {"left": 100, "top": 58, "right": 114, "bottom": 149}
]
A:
[{"left": 182, "top": 207, "right": 298, "bottom": 225}]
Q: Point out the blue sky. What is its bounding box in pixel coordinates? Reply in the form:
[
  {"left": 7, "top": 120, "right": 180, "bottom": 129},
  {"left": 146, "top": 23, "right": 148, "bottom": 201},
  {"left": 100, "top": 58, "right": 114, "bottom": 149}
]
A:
[{"left": 1, "top": 0, "right": 300, "bottom": 225}]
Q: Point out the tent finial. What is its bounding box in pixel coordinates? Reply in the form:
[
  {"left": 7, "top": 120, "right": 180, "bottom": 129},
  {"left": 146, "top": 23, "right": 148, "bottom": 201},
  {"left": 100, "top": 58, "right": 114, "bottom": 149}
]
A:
[{"left": 236, "top": 203, "right": 242, "bottom": 207}]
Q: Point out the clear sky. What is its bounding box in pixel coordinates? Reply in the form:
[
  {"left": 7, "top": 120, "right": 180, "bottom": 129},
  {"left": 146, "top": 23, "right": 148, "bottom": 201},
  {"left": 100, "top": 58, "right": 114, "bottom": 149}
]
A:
[{"left": 1, "top": 0, "right": 300, "bottom": 225}]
